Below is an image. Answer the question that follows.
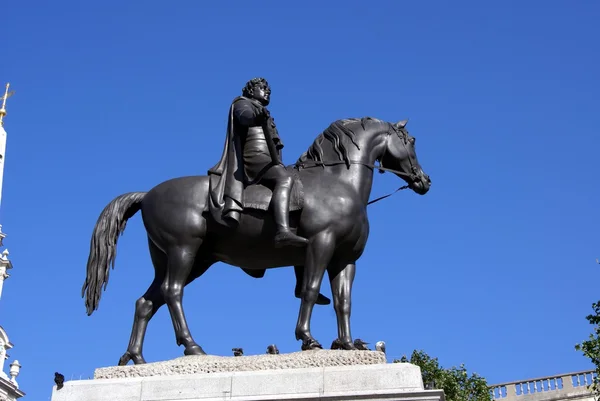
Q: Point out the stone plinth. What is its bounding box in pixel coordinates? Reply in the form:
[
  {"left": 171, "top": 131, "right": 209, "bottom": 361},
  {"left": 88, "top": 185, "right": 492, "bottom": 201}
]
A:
[
  {"left": 96, "top": 350, "right": 387, "bottom": 379},
  {"left": 51, "top": 351, "right": 446, "bottom": 401}
]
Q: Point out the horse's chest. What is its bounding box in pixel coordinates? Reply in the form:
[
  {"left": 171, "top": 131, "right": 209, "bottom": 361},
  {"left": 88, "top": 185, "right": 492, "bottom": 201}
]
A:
[{"left": 344, "top": 214, "right": 369, "bottom": 246}]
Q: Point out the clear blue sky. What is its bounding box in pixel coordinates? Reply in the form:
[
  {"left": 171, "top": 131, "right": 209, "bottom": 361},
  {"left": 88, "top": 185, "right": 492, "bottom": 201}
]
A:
[{"left": 2, "top": 1, "right": 599, "bottom": 399}]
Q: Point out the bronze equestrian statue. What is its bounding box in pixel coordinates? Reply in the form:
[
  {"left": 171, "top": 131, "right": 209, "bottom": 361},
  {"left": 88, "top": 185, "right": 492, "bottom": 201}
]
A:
[{"left": 82, "top": 77, "right": 431, "bottom": 365}]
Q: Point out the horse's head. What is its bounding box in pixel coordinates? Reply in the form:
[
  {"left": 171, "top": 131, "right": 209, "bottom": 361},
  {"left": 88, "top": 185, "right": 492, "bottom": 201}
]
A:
[{"left": 380, "top": 119, "right": 431, "bottom": 195}]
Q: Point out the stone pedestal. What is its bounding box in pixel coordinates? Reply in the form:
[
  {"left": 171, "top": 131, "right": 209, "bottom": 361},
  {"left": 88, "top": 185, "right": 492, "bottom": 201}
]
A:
[{"left": 50, "top": 351, "right": 445, "bottom": 401}]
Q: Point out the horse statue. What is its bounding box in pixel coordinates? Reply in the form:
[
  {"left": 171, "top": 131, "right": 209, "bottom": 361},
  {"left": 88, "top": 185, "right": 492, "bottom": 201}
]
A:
[{"left": 82, "top": 116, "right": 431, "bottom": 365}]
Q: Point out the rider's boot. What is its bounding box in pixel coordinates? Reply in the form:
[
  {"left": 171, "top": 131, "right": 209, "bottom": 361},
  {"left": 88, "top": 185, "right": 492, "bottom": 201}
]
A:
[{"left": 272, "top": 178, "right": 309, "bottom": 248}]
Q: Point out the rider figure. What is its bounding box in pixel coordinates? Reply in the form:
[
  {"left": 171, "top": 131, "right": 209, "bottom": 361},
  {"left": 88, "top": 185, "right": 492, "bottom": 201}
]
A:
[
  {"left": 207, "top": 77, "right": 330, "bottom": 305},
  {"left": 208, "top": 77, "right": 308, "bottom": 248}
]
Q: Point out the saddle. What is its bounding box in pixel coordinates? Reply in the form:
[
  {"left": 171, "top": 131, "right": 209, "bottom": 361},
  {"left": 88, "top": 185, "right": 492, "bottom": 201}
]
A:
[{"left": 242, "top": 165, "right": 304, "bottom": 212}]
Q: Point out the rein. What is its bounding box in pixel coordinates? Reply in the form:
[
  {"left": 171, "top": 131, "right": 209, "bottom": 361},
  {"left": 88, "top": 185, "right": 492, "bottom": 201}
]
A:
[{"left": 294, "top": 160, "right": 411, "bottom": 206}]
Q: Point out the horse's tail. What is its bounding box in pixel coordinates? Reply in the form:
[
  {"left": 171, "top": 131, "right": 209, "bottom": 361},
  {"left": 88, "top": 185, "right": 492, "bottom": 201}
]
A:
[{"left": 82, "top": 192, "right": 147, "bottom": 315}]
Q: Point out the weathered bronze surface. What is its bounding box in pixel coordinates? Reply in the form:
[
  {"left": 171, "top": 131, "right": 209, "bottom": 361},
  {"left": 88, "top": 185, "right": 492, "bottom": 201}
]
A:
[{"left": 82, "top": 78, "right": 431, "bottom": 365}]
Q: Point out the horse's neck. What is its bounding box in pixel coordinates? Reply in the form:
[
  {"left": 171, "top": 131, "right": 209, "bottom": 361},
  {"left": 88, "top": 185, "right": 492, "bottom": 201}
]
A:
[
  {"left": 333, "top": 163, "right": 376, "bottom": 206},
  {"left": 320, "top": 131, "right": 385, "bottom": 206}
]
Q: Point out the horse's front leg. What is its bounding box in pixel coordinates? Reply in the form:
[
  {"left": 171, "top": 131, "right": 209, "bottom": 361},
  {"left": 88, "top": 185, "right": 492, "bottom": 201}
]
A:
[
  {"left": 328, "top": 262, "right": 356, "bottom": 350},
  {"left": 294, "top": 265, "right": 331, "bottom": 305},
  {"left": 295, "top": 231, "right": 335, "bottom": 350}
]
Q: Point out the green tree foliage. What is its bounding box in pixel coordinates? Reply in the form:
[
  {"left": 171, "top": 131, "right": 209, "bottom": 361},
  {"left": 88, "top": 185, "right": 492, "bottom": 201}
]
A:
[
  {"left": 394, "top": 350, "right": 492, "bottom": 401},
  {"left": 575, "top": 300, "right": 600, "bottom": 400}
]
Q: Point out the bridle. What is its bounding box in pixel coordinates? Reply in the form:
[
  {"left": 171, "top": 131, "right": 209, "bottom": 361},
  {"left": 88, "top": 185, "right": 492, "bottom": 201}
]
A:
[{"left": 295, "top": 125, "right": 421, "bottom": 206}]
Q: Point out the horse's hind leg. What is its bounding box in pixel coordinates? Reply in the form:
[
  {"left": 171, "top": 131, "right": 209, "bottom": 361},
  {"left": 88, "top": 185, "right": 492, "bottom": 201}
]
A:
[
  {"left": 118, "top": 238, "right": 167, "bottom": 366},
  {"left": 163, "top": 241, "right": 207, "bottom": 356},
  {"left": 119, "top": 239, "right": 213, "bottom": 365}
]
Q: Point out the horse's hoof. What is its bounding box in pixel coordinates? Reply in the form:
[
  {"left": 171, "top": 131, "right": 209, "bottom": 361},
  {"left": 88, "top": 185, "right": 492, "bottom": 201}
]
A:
[
  {"left": 118, "top": 351, "right": 146, "bottom": 366},
  {"left": 184, "top": 344, "right": 206, "bottom": 356},
  {"left": 330, "top": 338, "right": 356, "bottom": 350},
  {"left": 118, "top": 353, "right": 130, "bottom": 366},
  {"left": 301, "top": 338, "right": 323, "bottom": 351}
]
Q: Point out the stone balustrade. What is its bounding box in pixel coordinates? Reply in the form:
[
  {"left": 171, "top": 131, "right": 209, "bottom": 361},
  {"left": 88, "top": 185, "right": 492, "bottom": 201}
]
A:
[{"left": 490, "top": 370, "right": 597, "bottom": 401}]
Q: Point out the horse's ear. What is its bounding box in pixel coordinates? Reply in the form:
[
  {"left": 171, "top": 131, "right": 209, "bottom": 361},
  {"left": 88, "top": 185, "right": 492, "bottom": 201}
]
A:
[{"left": 395, "top": 119, "right": 408, "bottom": 129}]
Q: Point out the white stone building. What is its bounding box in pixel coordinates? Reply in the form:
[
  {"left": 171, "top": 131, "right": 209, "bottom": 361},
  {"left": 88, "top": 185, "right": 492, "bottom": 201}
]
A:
[
  {"left": 0, "top": 323, "right": 23, "bottom": 401},
  {"left": 0, "top": 84, "right": 24, "bottom": 401}
]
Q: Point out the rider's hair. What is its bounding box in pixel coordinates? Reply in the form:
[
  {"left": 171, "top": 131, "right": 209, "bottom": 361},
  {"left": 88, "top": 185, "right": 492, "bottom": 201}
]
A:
[{"left": 242, "top": 77, "right": 268, "bottom": 97}]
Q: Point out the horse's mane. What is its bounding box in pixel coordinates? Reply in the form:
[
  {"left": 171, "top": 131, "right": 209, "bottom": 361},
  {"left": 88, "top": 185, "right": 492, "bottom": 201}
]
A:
[{"left": 297, "top": 117, "right": 391, "bottom": 168}]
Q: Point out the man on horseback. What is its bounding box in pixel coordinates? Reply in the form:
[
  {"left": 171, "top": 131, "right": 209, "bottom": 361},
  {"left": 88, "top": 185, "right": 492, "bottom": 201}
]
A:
[
  {"left": 208, "top": 77, "right": 308, "bottom": 248},
  {"left": 207, "top": 77, "right": 330, "bottom": 305}
]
